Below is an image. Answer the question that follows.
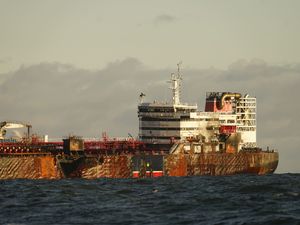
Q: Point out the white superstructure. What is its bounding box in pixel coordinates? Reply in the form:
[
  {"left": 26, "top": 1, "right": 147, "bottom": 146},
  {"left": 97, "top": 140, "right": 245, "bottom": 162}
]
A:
[
  {"left": 138, "top": 64, "right": 257, "bottom": 152},
  {"left": 236, "top": 95, "right": 257, "bottom": 148}
]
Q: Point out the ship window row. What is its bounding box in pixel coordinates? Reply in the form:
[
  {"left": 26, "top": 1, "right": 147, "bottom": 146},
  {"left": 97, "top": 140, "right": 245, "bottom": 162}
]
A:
[
  {"left": 220, "top": 119, "right": 235, "bottom": 123},
  {"left": 181, "top": 117, "right": 219, "bottom": 121},
  {"left": 140, "top": 135, "right": 181, "bottom": 140},
  {"left": 181, "top": 127, "right": 199, "bottom": 130},
  {"left": 141, "top": 127, "right": 198, "bottom": 131},
  {"left": 141, "top": 127, "right": 180, "bottom": 131},
  {"left": 138, "top": 108, "right": 174, "bottom": 113},
  {"left": 237, "top": 127, "right": 256, "bottom": 131},
  {"left": 141, "top": 117, "right": 219, "bottom": 122},
  {"left": 141, "top": 117, "right": 180, "bottom": 121}
]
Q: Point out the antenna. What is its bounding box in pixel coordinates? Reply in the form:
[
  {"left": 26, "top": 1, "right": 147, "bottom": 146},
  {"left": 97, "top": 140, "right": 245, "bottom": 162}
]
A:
[
  {"left": 139, "top": 92, "right": 146, "bottom": 103},
  {"left": 170, "top": 62, "right": 183, "bottom": 105},
  {"left": 177, "top": 61, "right": 182, "bottom": 79}
]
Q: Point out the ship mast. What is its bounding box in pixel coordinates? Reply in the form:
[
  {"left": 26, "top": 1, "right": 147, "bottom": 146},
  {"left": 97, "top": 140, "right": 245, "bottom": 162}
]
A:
[{"left": 170, "top": 62, "right": 182, "bottom": 105}]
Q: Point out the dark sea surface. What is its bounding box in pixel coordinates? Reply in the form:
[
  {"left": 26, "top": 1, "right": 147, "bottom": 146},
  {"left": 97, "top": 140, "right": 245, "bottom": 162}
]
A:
[{"left": 0, "top": 174, "right": 299, "bottom": 225}]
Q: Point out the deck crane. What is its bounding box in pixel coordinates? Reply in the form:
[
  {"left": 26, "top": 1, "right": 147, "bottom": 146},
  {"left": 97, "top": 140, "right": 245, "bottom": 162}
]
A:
[{"left": 0, "top": 121, "right": 32, "bottom": 140}]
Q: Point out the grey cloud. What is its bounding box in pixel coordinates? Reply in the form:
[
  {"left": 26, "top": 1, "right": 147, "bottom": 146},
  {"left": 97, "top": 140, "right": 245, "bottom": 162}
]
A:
[
  {"left": 0, "top": 58, "right": 299, "bottom": 173},
  {"left": 154, "top": 14, "right": 176, "bottom": 25},
  {"left": 0, "top": 57, "right": 11, "bottom": 64}
]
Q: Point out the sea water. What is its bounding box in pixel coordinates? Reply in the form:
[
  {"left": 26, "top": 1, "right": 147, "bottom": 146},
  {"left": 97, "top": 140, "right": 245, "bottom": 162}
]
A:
[{"left": 0, "top": 174, "right": 299, "bottom": 225}]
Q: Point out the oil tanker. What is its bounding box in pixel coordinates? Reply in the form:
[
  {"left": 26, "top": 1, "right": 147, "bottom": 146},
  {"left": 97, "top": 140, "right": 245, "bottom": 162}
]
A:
[{"left": 0, "top": 64, "right": 278, "bottom": 179}]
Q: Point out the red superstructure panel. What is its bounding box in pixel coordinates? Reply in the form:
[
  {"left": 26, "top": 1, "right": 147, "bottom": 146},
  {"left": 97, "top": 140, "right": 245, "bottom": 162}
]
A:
[{"left": 219, "top": 125, "right": 236, "bottom": 134}]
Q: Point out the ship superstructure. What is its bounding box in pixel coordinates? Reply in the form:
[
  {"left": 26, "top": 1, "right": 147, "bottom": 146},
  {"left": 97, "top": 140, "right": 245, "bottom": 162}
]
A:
[
  {"left": 138, "top": 63, "right": 257, "bottom": 153},
  {"left": 138, "top": 63, "right": 198, "bottom": 147}
]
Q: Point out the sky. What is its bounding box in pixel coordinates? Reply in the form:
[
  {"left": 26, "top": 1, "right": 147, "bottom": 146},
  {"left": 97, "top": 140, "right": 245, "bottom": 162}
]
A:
[{"left": 0, "top": 0, "right": 299, "bottom": 173}]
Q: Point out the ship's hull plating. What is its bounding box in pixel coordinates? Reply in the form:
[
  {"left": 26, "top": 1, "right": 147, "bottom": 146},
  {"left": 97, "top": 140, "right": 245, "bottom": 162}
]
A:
[
  {"left": 0, "top": 153, "right": 60, "bottom": 179},
  {"left": 0, "top": 151, "right": 278, "bottom": 179},
  {"left": 165, "top": 151, "right": 279, "bottom": 176}
]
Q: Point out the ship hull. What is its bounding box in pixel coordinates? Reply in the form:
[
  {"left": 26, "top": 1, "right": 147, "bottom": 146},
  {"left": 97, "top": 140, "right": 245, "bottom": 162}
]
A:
[
  {"left": 0, "top": 151, "right": 278, "bottom": 179},
  {"left": 55, "top": 151, "right": 278, "bottom": 179},
  {"left": 165, "top": 151, "right": 279, "bottom": 176},
  {"left": 0, "top": 153, "right": 61, "bottom": 179}
]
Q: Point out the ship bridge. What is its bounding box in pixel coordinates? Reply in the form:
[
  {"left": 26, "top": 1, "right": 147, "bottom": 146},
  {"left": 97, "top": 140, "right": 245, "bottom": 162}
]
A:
[{"left": 138, "top": 64, "right": 200, "bottom": 145}]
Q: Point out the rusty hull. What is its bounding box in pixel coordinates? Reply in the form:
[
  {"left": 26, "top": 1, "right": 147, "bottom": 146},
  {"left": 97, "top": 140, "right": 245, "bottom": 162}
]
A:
[
  {"left": 0, "top": 154, "right": 60, "bottom": 179},
  {"left": 164, "top": 151, "right": 279, "bottom": 176},
  {"left": 0, "top": 151, "right": 278, "bottom": 179},
  {"left": 62, "top": 155, "right": 132, "bottom": 179}
]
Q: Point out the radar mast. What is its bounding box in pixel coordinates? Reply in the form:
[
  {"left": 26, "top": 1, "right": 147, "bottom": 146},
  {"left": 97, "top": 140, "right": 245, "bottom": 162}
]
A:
[{"left": 170, "top": 62, "right": 182, "bottom": 105}]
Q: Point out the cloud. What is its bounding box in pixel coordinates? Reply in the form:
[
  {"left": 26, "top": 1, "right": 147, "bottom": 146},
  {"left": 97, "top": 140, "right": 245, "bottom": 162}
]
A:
[
  {"left": 154, "top": 14, "right": 176, "bottom": 25},
  {"left": 0, "top": 57, "right": 11, "bottom": 64},
  {"left": 0, "top": 58, "right": 299, "bottom": 173}
]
